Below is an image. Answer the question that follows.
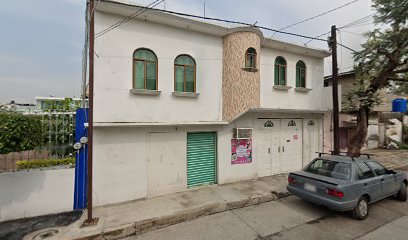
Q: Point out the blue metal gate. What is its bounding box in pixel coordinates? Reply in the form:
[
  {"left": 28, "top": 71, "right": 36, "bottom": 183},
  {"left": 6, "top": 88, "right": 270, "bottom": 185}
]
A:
[{"left": 74, "top": 108, "right": 88, "bottom": 210}]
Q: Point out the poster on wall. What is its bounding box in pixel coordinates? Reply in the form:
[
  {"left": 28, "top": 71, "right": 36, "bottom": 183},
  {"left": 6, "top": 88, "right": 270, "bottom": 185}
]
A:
[{"left": 231, "top": 139, "right": 252, "bottom": 164}]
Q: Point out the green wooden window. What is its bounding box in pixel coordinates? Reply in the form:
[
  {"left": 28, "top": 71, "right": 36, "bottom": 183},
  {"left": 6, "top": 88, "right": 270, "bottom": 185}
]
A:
[
  {"left": 296, "top": 61, "right": 306, "bottom": 88},
  {"left": 133, "top": 49, "right": 157, "bottom": 90},
  {"left": 245, "top": 48, "right": 257, "bottom": 68},
  {"left": 174, "top": 55, "right": 196, "bottom": 92},
  {"left": 274, "top": 56, "right": 286, "bottom": 85}
]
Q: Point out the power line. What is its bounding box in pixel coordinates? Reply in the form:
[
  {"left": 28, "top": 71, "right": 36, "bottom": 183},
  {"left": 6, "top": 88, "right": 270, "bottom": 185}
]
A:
[
  {"left": 339, "top": 29, "right": 365, "bottom": 36},
  {"left": 140, "top": 7, "right": 328, "bottom": 42},
  {"left": 95, "top": 0, "right": 165, "bottom": 38},
  {"left": 304, "top": 14, "right": 374, "bottom": 45},
  {"left": 95, "top": 2, "right": 359, "bottom": 52},
  {"left": 274, "top": 0, "right": 360, "bottom": 34}
]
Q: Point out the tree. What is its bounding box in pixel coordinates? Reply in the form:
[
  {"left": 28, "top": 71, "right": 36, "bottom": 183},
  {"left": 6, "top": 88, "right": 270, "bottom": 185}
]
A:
[{"left": 347, "top": 0, "right": 408, "bottom": 156}]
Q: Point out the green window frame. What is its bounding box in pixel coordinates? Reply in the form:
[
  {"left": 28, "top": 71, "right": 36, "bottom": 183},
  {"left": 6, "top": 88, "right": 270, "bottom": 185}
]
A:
[
  {"left": 274, "top": 56, "right": 287, "bottom": 86},
  {"left": 133, "top": 48, "right": 158, "bottom": 90},
  {"left": 174, "top": 55, "right": 196, "bottom": 93},
  {"left": 245, "top": 48, "right": 257, "bottom": 68},
  {"left": 296, "top": 61, "right": 306, "bottom": 88}
]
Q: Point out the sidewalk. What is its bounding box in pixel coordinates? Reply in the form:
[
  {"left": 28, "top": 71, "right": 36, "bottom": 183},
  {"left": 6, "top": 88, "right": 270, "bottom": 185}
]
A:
[
  {"left": 54, "top": 174, "right": 289, "bottom": 240},
  {"left": 24, "top": 149, "right": 408, "bottom": 240}
]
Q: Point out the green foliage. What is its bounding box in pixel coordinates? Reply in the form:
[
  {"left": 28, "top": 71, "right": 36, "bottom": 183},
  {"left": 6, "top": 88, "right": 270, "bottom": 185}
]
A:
[
  {"left": 16, "top": 157, "right": 75, "bottom": 170},
  {"left": 0, "top": 113, "right": 43, "bottom": 154},
  {"left": 352, "top": 0, "right": 408, "bottom": 106},
  {"left": 342, "top": 77, "right": 382, "bottom": 112},
  {"left": 43, "top": 98, "right": 81, "bottom": 112},
  {"left": 390, "top": 138, "right": 408, "bottom": 150}
]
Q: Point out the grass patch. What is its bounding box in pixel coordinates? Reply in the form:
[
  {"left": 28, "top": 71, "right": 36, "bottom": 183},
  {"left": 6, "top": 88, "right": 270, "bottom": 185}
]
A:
[
  {"left": 16, "top": 157, "right": 75, "bottom": 170},
  {"left": 390, "top": 139, "right": 408, "bottom": 150}
]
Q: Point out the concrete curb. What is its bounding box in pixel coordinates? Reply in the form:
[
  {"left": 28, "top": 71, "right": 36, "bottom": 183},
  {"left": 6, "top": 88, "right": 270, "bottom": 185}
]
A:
[{"left": 73, "top": 191, "right": 291, "bottom": 240}]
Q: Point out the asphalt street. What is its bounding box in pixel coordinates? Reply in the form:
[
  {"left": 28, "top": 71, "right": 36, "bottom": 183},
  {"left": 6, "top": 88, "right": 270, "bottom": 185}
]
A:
[{"left": 123, "top": 172, "right": 408, "bottom": 240}]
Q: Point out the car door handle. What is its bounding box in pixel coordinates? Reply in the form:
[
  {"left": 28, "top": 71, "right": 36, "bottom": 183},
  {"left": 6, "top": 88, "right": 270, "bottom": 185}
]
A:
[
  {"left": 364, "top": 183, "right": 368, "bottom": 186},
  {"left": 381, "top": 179, "right": 384, "bottom": 182}
]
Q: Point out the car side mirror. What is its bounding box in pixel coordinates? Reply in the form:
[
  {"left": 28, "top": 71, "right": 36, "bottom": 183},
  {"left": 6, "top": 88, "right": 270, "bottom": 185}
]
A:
[{"left": 388, "top": 169, "right": 396, "bottom": 174}]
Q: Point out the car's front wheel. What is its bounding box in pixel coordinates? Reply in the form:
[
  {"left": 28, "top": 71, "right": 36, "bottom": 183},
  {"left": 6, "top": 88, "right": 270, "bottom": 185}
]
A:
[
  {"left": 352, "top": 196, "right": 369, "bottom": 220},
  {"left": 397, "top": 182, "right": 407, "bottom": 202}
]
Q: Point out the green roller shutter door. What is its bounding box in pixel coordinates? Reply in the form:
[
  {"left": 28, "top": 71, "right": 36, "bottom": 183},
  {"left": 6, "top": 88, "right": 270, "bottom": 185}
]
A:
[{"left": 187, "top": 132, "right": 216, "bottom": 188}]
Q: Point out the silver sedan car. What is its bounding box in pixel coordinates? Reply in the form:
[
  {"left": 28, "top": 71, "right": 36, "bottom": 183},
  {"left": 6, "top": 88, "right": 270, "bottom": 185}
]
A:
[{"left": 287, "top": 155, "right": 407, "bottom": 220}]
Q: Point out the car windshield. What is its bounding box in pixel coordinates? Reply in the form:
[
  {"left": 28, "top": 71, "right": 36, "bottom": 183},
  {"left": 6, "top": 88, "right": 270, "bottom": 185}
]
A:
[{"left": 305, "top": 159, "right": 351, "bottom": 180}]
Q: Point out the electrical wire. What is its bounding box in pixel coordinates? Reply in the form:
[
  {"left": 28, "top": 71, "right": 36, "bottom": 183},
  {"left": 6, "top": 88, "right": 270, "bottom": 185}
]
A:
[
  {"left": 273, "top": 0, "right": 360, "bottom": 34},
  {"left": 139, "top": 7, "right": 328, "bottom": 42},
  {"left": 95, "top": 2, "right": 360, "bottom": 52},
  {"left": 304, "top": 14, "right": 374, "bottom": 45},
  {"left": 95, "top": 0, "right": 165, "bottom": 38}
]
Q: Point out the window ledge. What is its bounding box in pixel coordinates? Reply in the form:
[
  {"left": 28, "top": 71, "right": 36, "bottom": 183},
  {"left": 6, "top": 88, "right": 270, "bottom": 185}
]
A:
[
  {"left": 273, "top": 85, "right": 292, "bottom": 91},
  {"left": 294, "top": 87, "right": 312, "bottom": 92},
  {"left": 130, "top": 89, "right": 161, "bottom": 96},
  {"left": 242, "top": 67, "right": 258, "bottom": 72},
  {"left": 172, "top": 92, "right": 200, "bottom": 98}
]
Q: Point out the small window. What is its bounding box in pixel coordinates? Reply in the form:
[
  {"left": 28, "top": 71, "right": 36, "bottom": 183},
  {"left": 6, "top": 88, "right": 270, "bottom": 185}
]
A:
[
  {"left": 264, "top": 121, "right": 274, "bottom": 128},
  {"left": 366, "top": 161, "right": 387, "bottom": 176},
  {"left": 288, "top": 120, "right": 296, "bottom": 127},
  {"left": 307, "top": 120, "right": 315, "bottom": 126},
  {"left": 274, "top": 56, "right": 287, "bottom": 86},
  {"left": 296, "top": 61, "right": 306, "bottom": 88},
  {"left": 174, "top": 55, "right": 196, "bottom": 93},
  {"left": 133, "top": 48, "right": 158, "bottom": 90},
  {"left": 356, "top": 163, "right": 375, "bottom": 180},
  {"left": 245, "top": 48, "right": 257, "bottom": 68}
]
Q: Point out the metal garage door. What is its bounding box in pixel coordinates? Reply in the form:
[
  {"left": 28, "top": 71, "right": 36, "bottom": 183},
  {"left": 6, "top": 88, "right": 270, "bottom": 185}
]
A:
[{"left": 187, "top": 132, "right": 216, "bottom": 188}]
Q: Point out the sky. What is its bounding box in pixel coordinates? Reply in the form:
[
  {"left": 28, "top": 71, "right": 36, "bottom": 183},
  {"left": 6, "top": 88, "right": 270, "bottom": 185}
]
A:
[{"left": 0, "top": 0, "right": 375, "bottom": 103}]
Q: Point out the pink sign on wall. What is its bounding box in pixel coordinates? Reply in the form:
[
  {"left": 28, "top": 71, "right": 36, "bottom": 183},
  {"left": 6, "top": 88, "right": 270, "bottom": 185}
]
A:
[{"left": 231, "top": 139, "right": 252, "bottom": 164}]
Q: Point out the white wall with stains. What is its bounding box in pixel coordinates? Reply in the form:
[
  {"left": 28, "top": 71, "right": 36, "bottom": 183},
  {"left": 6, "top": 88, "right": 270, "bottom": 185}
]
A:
[{"left": 0, "top": 168, "right": 74, "bottom": 221}]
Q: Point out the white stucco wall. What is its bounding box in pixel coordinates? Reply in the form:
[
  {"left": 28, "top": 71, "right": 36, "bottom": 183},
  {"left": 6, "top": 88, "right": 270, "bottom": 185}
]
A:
[
  {"left": 0, "top": 168, "right": 74, "bottom": 222},
  {"left": 94, "top": 11, "right": 223, "bottom": 124},
  {"left": 93, "top": 128, "right": 148, "bottom": 206},
  {"left": 260, "top": 49, "right": 326, "bottom": 110}
]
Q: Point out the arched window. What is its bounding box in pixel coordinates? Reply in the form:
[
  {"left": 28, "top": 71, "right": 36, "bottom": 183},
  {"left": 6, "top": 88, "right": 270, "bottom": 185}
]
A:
[
  {"left": 245, "top": 48, "right": 257, "bottom": 68},
  {"left": 296, "top": 61, "right": 306, "bottom": 88},
  {"left": 174, "top": 55, "right": 196, "bottom": 92},
  {"left": 133, "top": 48, "right": 158, "bottom": 90},
  {"left": 274, "top": 56, "right": 286, "bottom": 86}
]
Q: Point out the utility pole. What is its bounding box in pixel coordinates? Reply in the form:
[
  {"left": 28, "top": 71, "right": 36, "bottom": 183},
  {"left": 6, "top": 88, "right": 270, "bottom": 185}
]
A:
[
  {"left": 83, "top": 0, "right": 97, "bottom": 226},
  {"left": 329, "top": 25, "right": 340, "bottom": 155},
  {"left": 81, "top": 2, "right": 89, "bottom": 108}
]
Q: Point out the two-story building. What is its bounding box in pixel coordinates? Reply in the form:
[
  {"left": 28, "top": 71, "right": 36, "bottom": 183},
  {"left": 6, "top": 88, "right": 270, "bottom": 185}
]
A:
[{"left": 92, "top": 0, "right": 334, "bottom": 206}]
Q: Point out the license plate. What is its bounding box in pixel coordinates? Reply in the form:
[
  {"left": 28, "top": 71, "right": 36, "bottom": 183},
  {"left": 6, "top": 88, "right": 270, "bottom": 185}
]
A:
[{"left": 304, "top": 183, "right": 317, "bottom": 192}]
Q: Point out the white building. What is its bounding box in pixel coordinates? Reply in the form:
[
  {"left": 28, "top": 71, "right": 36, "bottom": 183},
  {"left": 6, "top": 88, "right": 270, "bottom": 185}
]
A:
[{"left": 92, "top": 0, "right": 335, "bottom": 206}]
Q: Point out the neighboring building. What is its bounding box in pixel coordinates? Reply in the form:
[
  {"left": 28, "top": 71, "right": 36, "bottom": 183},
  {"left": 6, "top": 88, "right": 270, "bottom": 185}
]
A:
[
  {"left": 92, "top": 0, "right": 335, "bottom": 206},
  {"left": 0, "top": 100, "right": 36, "bottom": 114},
  {"left": 35, "top": 97, "right": 84, "bottom": 112},
  {"left": 324, "top": 70, "right": 400, "bottom": 149}
]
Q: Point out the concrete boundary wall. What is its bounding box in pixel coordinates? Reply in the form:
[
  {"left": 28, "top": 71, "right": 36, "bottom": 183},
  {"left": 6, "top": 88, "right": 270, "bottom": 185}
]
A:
[{"left": 0, "top": 168, "right": 74, "bottom": 222}]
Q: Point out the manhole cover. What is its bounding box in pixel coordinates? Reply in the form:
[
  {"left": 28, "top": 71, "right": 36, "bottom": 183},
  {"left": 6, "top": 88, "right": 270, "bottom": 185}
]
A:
[{"left": 24, "top": 227, "right": 62, "bottom": 240}]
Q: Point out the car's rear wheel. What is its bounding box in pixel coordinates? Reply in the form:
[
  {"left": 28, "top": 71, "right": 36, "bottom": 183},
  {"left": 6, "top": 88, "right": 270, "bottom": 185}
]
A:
[
  {"left": 352, "top": 196, "right": 369, "bottom": 220},
  {"left": 397, "top": 182, "right": 407, "bottom": 202}
]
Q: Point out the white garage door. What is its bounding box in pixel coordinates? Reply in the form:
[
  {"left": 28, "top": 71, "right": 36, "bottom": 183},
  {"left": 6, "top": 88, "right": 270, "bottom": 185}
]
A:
[
  {"left": 148, "top": 132, "right": 187, "bottom": 197},
  {"left": 256, "top": 119, "right": 303, "bottom": 176},
  {"left": 303, "top": 119, "right": 320, "bottom": 167},
  {"left": 280, "top": 119, "right": 303, "bottom": 173}
]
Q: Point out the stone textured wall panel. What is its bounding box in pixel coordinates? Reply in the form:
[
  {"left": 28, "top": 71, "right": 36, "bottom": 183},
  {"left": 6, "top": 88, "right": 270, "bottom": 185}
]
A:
[{"left": 222, "top": 32, "right": 261, "bottom": 121}]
